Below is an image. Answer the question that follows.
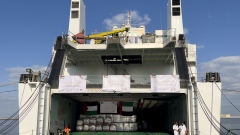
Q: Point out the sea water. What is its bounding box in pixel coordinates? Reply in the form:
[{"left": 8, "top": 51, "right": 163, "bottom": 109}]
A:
[
  {"left": 221, "top": 118, "right": 240, "bottom": 135},
  {"left": 0, "top": 120, "right": 19, "bottom": 135}
]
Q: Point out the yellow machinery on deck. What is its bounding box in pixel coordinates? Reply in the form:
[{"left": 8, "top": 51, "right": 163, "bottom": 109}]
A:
[{"left": 85, "top": 27, "right": 127, "bottom": 44}]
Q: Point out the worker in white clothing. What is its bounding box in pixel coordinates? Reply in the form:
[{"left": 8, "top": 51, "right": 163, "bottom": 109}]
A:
[
  {"left": 180, "top": 122, "right": 187, "bottom": 135},
  {"left": 173, "top": 122, "right": 179, "bottom": 135}
]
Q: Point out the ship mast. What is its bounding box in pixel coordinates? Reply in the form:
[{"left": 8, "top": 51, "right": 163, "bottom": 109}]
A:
[{"left": 125, "top": 11, "right": 131, "bottom": 28}]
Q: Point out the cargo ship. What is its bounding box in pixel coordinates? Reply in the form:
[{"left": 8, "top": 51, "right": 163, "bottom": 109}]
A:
[{"left": 15, "top": 0, "right": 222, "bottom": 135}]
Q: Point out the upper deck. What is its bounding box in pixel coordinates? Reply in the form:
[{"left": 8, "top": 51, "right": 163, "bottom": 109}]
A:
[{"left": 47, "top": 0, "right": 197, "bottom": 93}]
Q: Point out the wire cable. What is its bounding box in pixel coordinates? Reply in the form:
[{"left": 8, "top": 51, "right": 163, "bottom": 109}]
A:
[
  {"left": 19, "top": 83, "right": 26, "bottom": 106},
  {"left": 0, "top": 52, "right": 53, "bottom": 127},
  {"left": 1, "top": 53, "right": 54, "bottom": 134},
  {"left": 186, "top": 57, "right": 230, "bottom": 134},
  {"left": 0, "top": 76, "right": 47, "bottom": 134},
  {"left": 195, "top": 87, "right": 226, "bottom": 134},
  {"left": 192, "top": 81, "right": 231, "bottom": 134},
  {"left": 0, "top": 70, "right": 50, "bottom": 134},
  {"left": 0, "top": 78, "right": 44, "bottom": 134},
  {"left": 215, "top": 82, "right": 240, "bottom": 113},
  {"left": 0, "top": 53, "right": 54, "bottom": 134},
  {"left": 222, "top": 88, "right": 240, "bottom": 92},
  {"left": 0, "top": 82, "right": 18, "bottom": 88},
  {"left": 0, "top": 90, "right": 17, "bottom": 93},
  {"left": 210, "top": 82, "right": 214, "bottom": 135}
]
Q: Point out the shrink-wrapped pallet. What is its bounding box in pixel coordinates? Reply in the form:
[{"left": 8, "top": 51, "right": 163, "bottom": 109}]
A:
[
  {"left": 112, "top": 123, "right": 124, "bottom": 131},
  {"left": 106, "top": 114, "right": 113, "bottom": 121},
  {"left": 83, "top": 125, "right": 89, "bottom": 131},
  {"left": 76, "top": 120, "right": 83, "bottom": 126},
  {"left": 96, "top": 117, "right": 104, "bottom": 124},
  {"left": 89, "top": 125, "right": 96, "bottom": 131},
  {"left": 104, "top": 117, "right": 112, "bottom": 124},
  {"left": 85, "top": 115, "right": 92, "bottom": 118},
  {"left": 79, "top": 114, "right": 85, "bottom": 120},
  {"left": 109, "top": 124, "right": 117, "bottom": 131},
  {"left": 89, "top": 118, "right": 96, "bottom": 125},
  {"left": 129, "top": 115, "right": 137, "bottom": 123},
  {"left": 99, "top": 114, "right": 106, "bottom": 119},
  {"left": 83, "top": 118, "right": 90, "bottom": 125},
  {"left": 120, "top": 116, "right": 128, "bottom": 122},
  {"left": 92, "top": 115, "right": 99, "bottom": 118},
  {"left": 129, "top": 123, "right": 138, "bottom": 131},
  {"left": 113, "top": 115, "right": 121, "bottom": 122},
  {"left": 106, "top": 114, "right": 113, "bottom": 117},
  {"left": 102, "top": 125, "right": 109, "bottom": 131},
  {"left": 76, "top": 125, "right": 83, "bottom": 131},
  {"left": 95, "top": 125, "right": 102, "bottom": 131},
  {"left": 123, "top": 123, "right": 130, "bottom": 131}
]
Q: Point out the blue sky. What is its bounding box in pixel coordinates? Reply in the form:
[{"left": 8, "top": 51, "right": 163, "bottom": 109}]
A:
[{"left": 0, "top": 0, "right": 240, "bottom": 120}]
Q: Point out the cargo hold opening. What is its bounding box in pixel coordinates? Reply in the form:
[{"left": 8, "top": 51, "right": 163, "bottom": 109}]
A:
[{"left": 50, "top": 93, "right": 187, "bottom": 134}]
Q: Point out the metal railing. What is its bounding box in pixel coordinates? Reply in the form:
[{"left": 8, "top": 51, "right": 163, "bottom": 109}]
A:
[
  {"left": 162, "top": 28, "right": 176, "bottom": 44},
  {"left": 86, "top": 75, "right": 189, "bottom": 88},
  {"left": 50, "top": 75, "right": 190, "bottom": 89}
]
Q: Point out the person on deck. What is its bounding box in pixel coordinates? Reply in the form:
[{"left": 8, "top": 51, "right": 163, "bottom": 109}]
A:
[
  {"left": 173, "top": 122, "right": 179, "bottom": 135},
  {"left": 180, "top": 122, "right": 187, "bottom": 135},
  {"left": 64, "top": 126, "right": 70, "bottom": 135}
]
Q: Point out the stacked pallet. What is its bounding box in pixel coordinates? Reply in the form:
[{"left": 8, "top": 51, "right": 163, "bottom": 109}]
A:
[{"left": 76, "top": 114, "right": 137, "bottom": 132}]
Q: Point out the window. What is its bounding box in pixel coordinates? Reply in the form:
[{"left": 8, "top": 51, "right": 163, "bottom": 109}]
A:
[
  {"left": 71, "top": 11, "right": 79, "bottom": 18},
  {"left": 172, "top": 0, "right": 180, "bottom": 6},
  {"left": 101, "top": 55, "right": 142, "bottom": 64},
  {"left": 172, "top": 7, "right": 181, "bottom": 16},
  {"left": 72, "top": 2, "right": 79, "bottom": 8}
]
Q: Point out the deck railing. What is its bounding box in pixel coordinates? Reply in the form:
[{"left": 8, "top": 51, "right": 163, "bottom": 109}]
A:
[
  {"left": 86, "top": 75, "right": 189, "bottom": 89},
  {"left": 49, "top": 75, "right": 195, "bottom": 89},
  {"left": 162, "top": 28, "right": 176, "bottom": 45}
]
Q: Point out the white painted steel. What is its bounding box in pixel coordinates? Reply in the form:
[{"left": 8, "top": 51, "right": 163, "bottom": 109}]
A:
[
  {"left": 18, "top": 82, "right": 46, "bottom": 135},
  {"left": 42, "top": 84, "right": 51, "bottom": 135},
  {"left": 68, "top": 0, "right": 85, "bottom": 36},
  {"left": 36, "top": 83, "right": 45, "bottom": 135}
]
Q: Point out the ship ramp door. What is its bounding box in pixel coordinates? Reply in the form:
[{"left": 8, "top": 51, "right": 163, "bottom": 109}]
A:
[{"left": 50, "top": 93, "right": 187, "bottom": 134}]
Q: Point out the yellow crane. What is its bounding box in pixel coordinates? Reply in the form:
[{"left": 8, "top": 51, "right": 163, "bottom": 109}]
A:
[{"left": 85, "top": 27, "right": 127, "bottom": 44}]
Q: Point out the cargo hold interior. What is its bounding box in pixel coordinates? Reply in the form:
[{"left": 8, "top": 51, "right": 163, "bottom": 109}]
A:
[{"left": 50, "top": 93, "right": 187, "bottom": 134}]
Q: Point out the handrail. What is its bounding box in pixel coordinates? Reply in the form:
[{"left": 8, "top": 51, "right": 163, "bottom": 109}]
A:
[{"left": 163, "top": 28, "right": 176, "bottom": 44}]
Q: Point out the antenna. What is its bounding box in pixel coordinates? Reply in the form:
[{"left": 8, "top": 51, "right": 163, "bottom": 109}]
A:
[
  {"left": 126, "top": 10, "right": 131, "bottom": 27},
  {"left": 160, "top": 12, "right": 162, "bottom": 30}
]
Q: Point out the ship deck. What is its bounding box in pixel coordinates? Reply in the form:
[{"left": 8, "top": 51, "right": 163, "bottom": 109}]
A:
[{"left": 70, "top": 132, "right": 170, "bottom": 135}]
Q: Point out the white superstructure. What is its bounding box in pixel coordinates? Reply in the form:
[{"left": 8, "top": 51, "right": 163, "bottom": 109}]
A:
[
  {"left": 16, "top": 0, "right": 222, "bottom": 135},
  {"left": 68, "top": 0, "right": 86, "bottom": 36}
]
